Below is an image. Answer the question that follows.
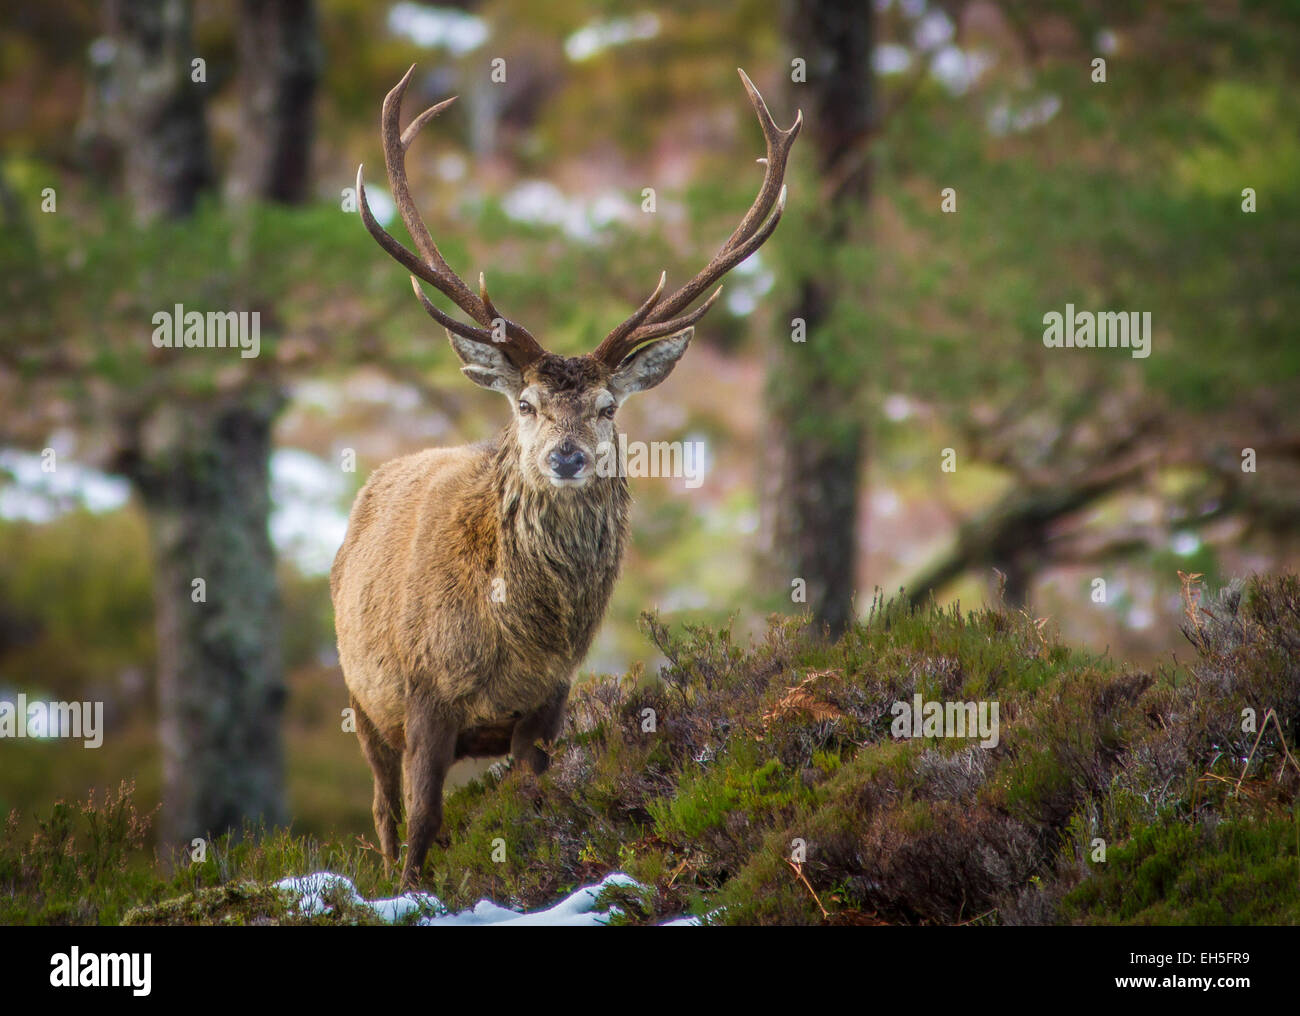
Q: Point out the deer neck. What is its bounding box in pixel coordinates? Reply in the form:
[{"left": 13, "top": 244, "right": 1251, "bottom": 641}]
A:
[{"left": 489, "top": 437, "right": 630, "bottom": 584}]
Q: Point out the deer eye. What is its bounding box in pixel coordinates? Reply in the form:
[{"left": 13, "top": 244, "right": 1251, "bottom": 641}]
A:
[
  {"left": 518, "top": 400, "right": 535, "bottom": 416},
  {"left": 599, "top": 405, "right": 616, "bottom": 420}
]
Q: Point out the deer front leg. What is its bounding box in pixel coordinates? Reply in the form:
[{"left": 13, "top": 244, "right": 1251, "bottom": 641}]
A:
[
  {"left": 510, "top": 684, "right": 569, "bottom": 775},
  {"left": 401, "top": 697, "right": 459, "bottom": 888},
  {"left": 351, "top": 695, "right": 403, "bottom": 867}
]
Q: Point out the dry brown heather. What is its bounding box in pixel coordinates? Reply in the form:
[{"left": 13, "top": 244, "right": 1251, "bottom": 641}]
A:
[
  {"left": 333, "top": 65, "right": 802, "bottom": 885},
  {"left": 4, "top": 575, "right": 1295, "bottom": 926},
  {"left": 410, "top": 575, "right": 1299, "bottom": 925}
]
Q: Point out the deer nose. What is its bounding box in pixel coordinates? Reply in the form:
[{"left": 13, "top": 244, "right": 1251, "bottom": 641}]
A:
[{"left": 549, "top": 441, "right": 586, "bottom": 478}]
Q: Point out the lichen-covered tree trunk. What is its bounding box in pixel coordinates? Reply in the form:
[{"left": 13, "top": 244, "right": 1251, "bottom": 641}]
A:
[
  {"left": 100, "top": 0, "right": 213, "bottom": 221},
  {"left": 760, "top": 279, "right": 864, "bottom": 639},
  {"left": 93, "top": 0, "right": 311, "bottom": 842},
  {"left": 129, "top": 394, "right": 288, "bottom": 842},
  {"left": 760, "top": 0, "right": 873, "bottom": 640},
  {"left": 230, "top": 0, "right": 320, "bottom": 204}
]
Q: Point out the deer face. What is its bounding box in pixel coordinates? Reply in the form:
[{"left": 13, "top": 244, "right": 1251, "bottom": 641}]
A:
[{"left": 449, "top": 329, "right": 692, "bottom": 490}]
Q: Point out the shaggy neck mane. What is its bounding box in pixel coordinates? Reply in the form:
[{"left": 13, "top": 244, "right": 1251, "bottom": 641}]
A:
[
  {"left": 471, "top": 429, "right": 630, "bottom": 661},
  {"left": 488, "top": 429, "right": 630, "bottom": 582}
]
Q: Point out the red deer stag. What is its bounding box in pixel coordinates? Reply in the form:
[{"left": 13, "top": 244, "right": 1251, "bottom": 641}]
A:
[{"left": 333, "top": 65, "right": 801, "bottom": 885}]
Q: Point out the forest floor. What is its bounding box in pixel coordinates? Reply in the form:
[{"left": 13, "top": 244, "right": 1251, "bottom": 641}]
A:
[{"left": 3, "top": 573, "right": 1298, "bottom": 926}]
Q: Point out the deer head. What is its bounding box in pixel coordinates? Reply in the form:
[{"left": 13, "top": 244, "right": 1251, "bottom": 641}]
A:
[{"left": 356, "top": 65, "right": 801, "bottom": 490}]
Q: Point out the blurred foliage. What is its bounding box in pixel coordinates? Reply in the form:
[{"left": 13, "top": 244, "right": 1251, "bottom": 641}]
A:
[
  {"left": 867, "top": 67, "right": 1300, "bottom": 412},
  {"left": 0, "top": 509, "right": 152, "bottom": 698}
]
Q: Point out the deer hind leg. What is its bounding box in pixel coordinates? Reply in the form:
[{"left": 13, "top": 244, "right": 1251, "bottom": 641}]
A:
[
  {"left": 510, "top": 684, "right": 570, "bottom": 775},
  {"left": 400, "top": 695, "right": 459, "bottom": 888},
  {"left": 351, "top": 694, "right": 403, "bottom": 867}
]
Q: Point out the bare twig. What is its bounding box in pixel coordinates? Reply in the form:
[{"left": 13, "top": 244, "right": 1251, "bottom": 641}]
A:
[
  {"left": 786, "top": 858, "right": 830, "bottom": 920},
  {"left": 1235, "top": 707, "right": 1300, "bottom": 797},
  {"left": 1178, "top": 570, "right": 1205, "bottom": 636}
]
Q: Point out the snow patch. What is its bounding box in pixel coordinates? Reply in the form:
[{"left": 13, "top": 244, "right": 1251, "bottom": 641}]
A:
[{"left": 275, "top": 871, "right": 678, "bottom": 927}]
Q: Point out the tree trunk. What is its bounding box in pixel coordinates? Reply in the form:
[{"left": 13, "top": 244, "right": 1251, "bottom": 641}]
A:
[
  {"left": 101, "top": 0, "right": 214, "bottom": 221},
  {"left": 761, "top": 0, "right": 873, "bottom": 640},
  {"left": 94, "top": 0, "right": 312, "bottom": 842},
  {"left": 760, "top": 280, "right": 864, "bottom": 638},
  {"left": 128, "top": 393, "right": 288, "bottom": 843},
  {"left": 230, "top": 0, "right": 320, "bottom": 204}
]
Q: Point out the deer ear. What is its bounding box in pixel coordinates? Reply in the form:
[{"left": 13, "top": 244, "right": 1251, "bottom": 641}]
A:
[
  {"left": 447, "top": 331, "right": 523, "bottom": 396},
  {"left": 609, "top": 328, "right": 692, "bottom": 401}
]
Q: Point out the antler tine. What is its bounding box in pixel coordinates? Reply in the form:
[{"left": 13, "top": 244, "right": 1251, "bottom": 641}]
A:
[
  {"left": 410, "top": 276, "right": 495, "bottom": 343},
  {"left": 588, "top": 271, "right": 666, "bottom": 363},
  {"left": 359, "top": 65, "right": 546, "bottom": 368},
  {"left": 379, "top": 66, "right": 481, "bottom": 316},
  {"left": 721, "top": 69, "right": 801, "bottom": 264},
  {"left": 358, "top": 163, "right": 452, "bottom": 289},
  {"left": 622, "top": 285, "right": 723, "bottom": 348},
  {"left": 646, "top": 70, "right": 800, "bottom": 324},
  {"left": 474, "top": 272, "right": 546, "bottom": 355},
  {"left": 592, "top": 69, "right": 801, "bottom": 366},
  {"left": 596, "top": 281, "right": 721, "bottom": 365},
  {"left": 401, "top": 94, "right": 458, "bottom": 151},
  {"left": 479, "top": 273, "right": 503, "bottom": 322}
]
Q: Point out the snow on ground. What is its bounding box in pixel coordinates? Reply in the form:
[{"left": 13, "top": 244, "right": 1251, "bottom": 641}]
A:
[{"left": 274, "top": 871, "right": 696, "bottom": 927}]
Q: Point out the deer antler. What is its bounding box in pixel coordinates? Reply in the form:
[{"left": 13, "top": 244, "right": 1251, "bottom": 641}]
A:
[
  {"left": 357, "top": 65, "right": 547, "bottom": 369},
  {"left": 591, "top": 69, "right": 802, "bottom": 367}
]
